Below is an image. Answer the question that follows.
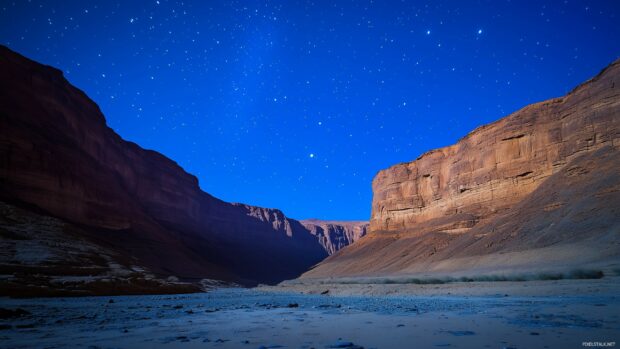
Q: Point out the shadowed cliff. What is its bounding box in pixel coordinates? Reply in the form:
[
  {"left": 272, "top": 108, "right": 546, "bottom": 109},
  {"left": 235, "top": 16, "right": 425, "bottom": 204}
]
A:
[{"left": 0, "top": 45, "right": 364, "bottom": 295}]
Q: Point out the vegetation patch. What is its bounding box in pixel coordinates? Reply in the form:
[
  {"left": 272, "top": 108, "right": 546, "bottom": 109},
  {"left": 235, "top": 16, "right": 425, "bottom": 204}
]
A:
[{"left": 327, "top": 269, "right": 605, "bottom": 285}]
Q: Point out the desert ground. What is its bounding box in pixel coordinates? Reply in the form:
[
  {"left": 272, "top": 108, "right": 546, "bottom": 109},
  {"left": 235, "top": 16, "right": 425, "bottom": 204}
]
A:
[{"left": 1, "top": 277, "right": 619, "bottom": 349}]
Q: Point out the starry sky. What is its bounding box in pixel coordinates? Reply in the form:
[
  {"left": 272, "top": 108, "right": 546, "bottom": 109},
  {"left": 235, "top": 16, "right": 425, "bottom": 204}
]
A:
[{"left": 1, "top": 1, "right": 619, "bottom": 220}]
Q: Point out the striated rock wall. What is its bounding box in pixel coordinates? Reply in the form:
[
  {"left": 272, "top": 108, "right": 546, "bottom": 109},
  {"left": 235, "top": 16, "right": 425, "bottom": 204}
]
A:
[
  {"left": 301, "top": 220, "right": 368, "bottom": 255},
  {"left": 371, "top": 59, "right": 620, "bottom": 235},
  {"left": 0, "top": 45, "right": 332, "bottom": 286},
  {"left": 302, "top": 58, "right": 620, "bottom": 278}
]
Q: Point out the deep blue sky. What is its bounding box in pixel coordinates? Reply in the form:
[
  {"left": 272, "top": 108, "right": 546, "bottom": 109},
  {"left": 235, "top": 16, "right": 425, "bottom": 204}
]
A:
[{"left": 1, "top": 1, "right": 619, "bottom": 220}]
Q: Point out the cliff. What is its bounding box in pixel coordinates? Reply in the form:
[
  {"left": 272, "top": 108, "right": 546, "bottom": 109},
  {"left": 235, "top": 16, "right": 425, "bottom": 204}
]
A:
[
  {"left": 302, "top": 58, "right": 620, "bottom": 278},
  {"left": 301, "top": 220, "right": 368, "bottom": 255},
  {"left": 0, "top": 45, "right": 365, "bottom": 294}
]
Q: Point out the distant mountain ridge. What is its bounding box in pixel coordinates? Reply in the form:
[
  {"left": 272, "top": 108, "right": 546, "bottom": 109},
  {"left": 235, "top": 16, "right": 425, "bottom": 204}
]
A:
[
  {"left": 302, "top": 58, "right": 620, "bottom": 279},
  {"left": 0, "top": 45, "right": 365, "bottom": 295}
]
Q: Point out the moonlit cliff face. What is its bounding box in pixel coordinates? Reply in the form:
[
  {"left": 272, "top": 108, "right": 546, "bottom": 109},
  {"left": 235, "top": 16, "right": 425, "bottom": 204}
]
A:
[{"left": 302, "top": 59, "right": 620, "bottom": 279}]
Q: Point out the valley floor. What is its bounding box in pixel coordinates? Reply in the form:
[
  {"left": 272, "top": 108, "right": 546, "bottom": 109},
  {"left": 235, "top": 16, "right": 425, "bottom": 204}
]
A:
[{"left": 1, "top": 278, "right": 619, "bottom": 349}]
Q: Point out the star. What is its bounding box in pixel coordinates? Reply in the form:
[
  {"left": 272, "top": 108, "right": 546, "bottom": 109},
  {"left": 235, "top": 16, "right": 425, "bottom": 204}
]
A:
[
  {"left": 309, "top": 153, "right": 315, "bottom": 158},
  {"left": 477, "top": 29, "right": 483, "bottom": 34}
]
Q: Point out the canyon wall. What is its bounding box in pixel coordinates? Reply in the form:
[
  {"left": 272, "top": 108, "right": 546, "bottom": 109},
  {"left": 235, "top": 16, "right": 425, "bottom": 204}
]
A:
[
  {"left": 371, "top": 60, "right": 619, "bottom": 234},
  {"left": 302, "top": 58, "right": 620, "bottom": 278},
  {"left": 0, "top": 45, "right": 362, "bottom": 293},
  {"left": 301, "top": 220, "right": 368, "bottom": 255}
]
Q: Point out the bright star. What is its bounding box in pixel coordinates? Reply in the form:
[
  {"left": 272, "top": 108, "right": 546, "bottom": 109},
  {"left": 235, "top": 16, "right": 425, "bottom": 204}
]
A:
[
  {"left": 309, "top": 153, "right": 315, "bottom": 158},
  {"left": 477, "top": 29, "right": 482, "bottom": 34}
]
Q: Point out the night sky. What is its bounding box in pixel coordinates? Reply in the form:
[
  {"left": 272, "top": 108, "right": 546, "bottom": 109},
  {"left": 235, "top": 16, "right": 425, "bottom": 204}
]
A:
[{"left": 1, "top": 1, "right": 619, "bottom": 220}]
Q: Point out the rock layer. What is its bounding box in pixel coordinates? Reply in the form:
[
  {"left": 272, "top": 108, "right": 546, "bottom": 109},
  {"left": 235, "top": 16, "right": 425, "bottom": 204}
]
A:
[
  {"left": 301, "top": 220, "right": 368, "bottom": 255},
  {"left": 302, "top": 59, "right": 620, "bottom": 278},
  {"left": 0, "top": 45, "right": 364, "bottom": 292}
]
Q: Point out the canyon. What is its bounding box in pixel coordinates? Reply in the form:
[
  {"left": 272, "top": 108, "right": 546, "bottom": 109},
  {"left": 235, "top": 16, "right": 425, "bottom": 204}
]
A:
[
  {"left": 302, "top": 58, "right": 620, "bottom": 279},
  {"left": 0, "top": 45, "right": 364, "bottom": 296},
  {"left": 1, "top": 44, "right": 618, "bottom": 296}
]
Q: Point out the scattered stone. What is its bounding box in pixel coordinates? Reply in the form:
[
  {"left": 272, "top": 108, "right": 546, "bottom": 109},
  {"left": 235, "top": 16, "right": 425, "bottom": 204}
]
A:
[
  {"left": 108, "top": 299, "right": 114, "bottom": 304},
  {"left": 446, "top": 330, "right": 475, "bottom": 336},
  {"left": 327, "top": 340, "right": 364, "bottom": 348},
  {"left": 0, "top": 308, "right": 30, "bottom": 319},
  {"left": 321, "top": 290, "right": 330, "bottom": 295},
  {"left": 287, "top": 303, "right": 299, "bottom": 308},
  {"left": 397, "top": 324, "right": 405, "bottom": 327},
  {"left": 530, "top": 332, "right": 540, "bottom": 336},
  {"left": 15, "top": 323, "right": 35, "bottom": 329},
  {"left": 173, "top": 305, "right": 183, "bottom": 309}
]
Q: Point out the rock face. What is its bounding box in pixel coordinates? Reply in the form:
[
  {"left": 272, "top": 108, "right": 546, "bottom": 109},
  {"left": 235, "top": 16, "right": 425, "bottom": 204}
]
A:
[
  {"left": 302, "top": 59, "right": 620, "bottom": 279},
  {"left": 0, "top": 201, "right": 203, "bottom": 297},
  {"left": 301, "top": 220, "right": 368, "bottom": 255},
  {"left": 0, "top": 45, "right": 366, "bottom": 292}
]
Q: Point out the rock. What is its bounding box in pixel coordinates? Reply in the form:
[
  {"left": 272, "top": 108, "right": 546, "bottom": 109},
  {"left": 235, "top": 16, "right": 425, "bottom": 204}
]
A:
[
  {"left": 15, "top": 323, "right": 35, "bottom": 329},
  {"left": 287, "top": 303, "right": 299, "bottom": 308},
  {"left": 302, "top": 58, "right": 620, "bottom": 278},
  {"left": 0, "top": 308, "right": 30, "bottom": 319},
  {"left": 446, "top": 330, "right": 475, "bottom": 336},
  {"left": 327, "top": 341, "right": 364, "bottom": 348},
  {"left": 301, "top": 220, "right": 369, "bottom": 255},
  {"left": 0, "top": 44, "right": 329, "bottom": 289}
]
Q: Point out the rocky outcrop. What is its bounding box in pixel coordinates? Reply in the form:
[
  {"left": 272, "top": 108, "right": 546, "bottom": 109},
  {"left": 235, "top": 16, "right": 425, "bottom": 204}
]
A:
[
  {"left": 0, "top": 201, "right": 204, "bottom": 297},
  {"left": 0, "top": 45, "right": 334, "bottom": 290},
  {"left": 301, "top": 220, "right": 368, "bottom": 255},
  {"left": 302, "top": 58, "right": 620, "bottom": 278}
]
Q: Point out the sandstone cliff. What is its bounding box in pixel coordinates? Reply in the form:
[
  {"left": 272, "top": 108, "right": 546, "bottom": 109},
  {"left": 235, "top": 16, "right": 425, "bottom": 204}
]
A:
[
  {"left": 302, "top": 59, "right": 620, "bottom": 279},
  {"left": 301, "top": 219, "right": 368, "bottom": 255},
  {"left": 0, "top": 45, "right": 364, "bottom": 293}
]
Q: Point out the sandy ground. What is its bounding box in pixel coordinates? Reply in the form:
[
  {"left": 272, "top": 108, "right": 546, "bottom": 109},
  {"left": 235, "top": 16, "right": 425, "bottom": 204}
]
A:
[
  {"left": 262, "top": 276, "right": 620, "bottom": 297},
  {"left": 1, "top": 279, "right": 619, "bottom": 348}
]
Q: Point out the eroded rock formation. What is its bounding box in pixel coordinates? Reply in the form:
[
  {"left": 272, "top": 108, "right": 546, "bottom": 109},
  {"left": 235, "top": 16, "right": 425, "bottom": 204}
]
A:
[
  {"left": 301, "top": 220, "right": 368, "bottom": 255},
  {"left": 0, "top": 45, "right": 362, "bottom": 293},
  {"left": 302, "top": 58, "right": 620, "bottom": 278}
]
